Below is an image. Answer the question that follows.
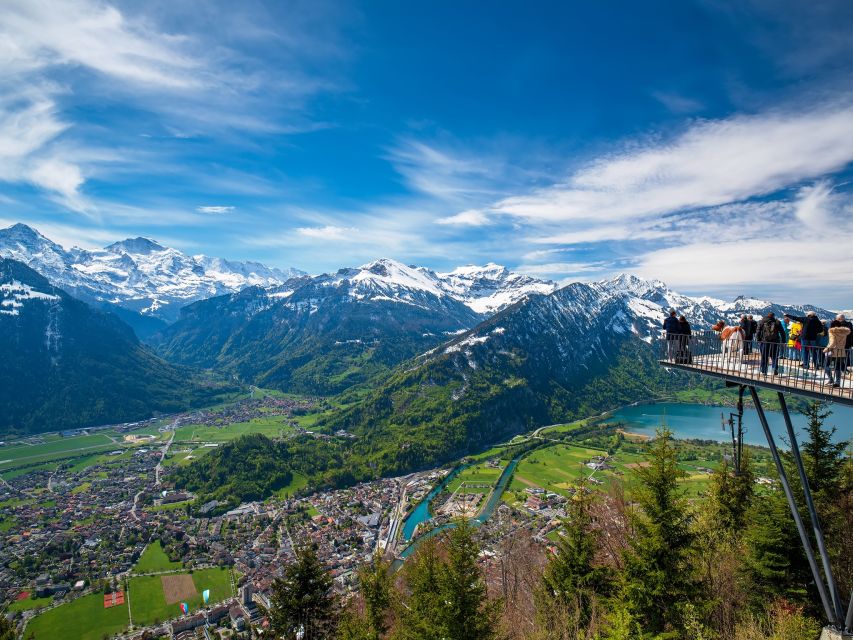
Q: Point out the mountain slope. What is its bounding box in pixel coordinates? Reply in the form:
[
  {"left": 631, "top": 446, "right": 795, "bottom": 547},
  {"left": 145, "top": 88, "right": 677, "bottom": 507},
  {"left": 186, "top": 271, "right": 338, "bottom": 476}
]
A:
[
  {"left": 0, "top": 259, "right": 237, "bottom": 435},
  {"left": 319, "top": 275, "right": 837, "bottom": 474},
  {"left": 156, "top": 259, "right": 485, "bottom": 394},
  {"left": 0, "top": 223, "right": 303, "bottom": 324}
]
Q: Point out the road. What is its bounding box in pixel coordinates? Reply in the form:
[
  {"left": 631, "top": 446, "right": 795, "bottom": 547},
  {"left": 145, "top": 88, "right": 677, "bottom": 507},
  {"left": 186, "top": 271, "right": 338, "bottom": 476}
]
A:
[{"left": 131, "top": 423, "right": 176, "bottom": 520}]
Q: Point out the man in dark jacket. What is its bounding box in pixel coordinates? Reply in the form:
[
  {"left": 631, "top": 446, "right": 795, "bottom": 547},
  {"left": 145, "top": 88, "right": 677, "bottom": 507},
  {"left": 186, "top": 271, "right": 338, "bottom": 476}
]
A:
[
  {"left": 790, "top": 311, "right": 824, "bottom": 370},
  {"left": 663, "top": 309, "right": 680, "bottom": 360},
  {"left": 739, "top": 315, "right": 752, "bottom": 355},
  {"left": 757, "top": 312, "right": 785, "bottom": 375}
]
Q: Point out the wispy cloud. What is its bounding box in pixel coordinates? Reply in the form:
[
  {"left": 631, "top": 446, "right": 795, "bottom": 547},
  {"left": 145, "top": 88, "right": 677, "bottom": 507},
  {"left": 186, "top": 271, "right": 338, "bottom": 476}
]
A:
[
  {"left": 492, "top": 103, "right": 853, "bottom": 223},
  {"left": 197, "top": 205, "right": 235, "bottom": 214},
  {"left": 436, "top": 209, "right": 492, "bottom": 226},
  {"left": 296, "top": 225, "right": 359, "bottom": 240}
]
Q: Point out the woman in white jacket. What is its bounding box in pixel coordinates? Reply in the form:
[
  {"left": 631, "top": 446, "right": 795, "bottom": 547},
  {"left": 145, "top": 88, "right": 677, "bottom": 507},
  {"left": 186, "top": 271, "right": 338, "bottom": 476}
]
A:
[{"left": 824, "top": 321, "right": 851, "bottom": 388}]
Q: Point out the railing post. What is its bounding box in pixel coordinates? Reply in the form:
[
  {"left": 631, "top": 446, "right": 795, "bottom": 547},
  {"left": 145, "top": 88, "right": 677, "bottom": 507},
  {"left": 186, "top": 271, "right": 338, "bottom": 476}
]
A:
[
  {"left": 777, "top": 392, "right": 845, "bottom": 624},
  {"left": 748, "top": 386, "right": 838, "bottom": 627}
]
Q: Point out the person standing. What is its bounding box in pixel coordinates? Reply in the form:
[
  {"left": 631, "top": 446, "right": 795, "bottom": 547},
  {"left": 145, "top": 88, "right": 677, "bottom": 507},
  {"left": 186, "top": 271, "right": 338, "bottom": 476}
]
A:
[
  {"left": 757, "top": 312, "right": 785, "bottom": 375},
  {"left": 824, "top": 320, "right": 851, "bottom": 387},
  {"left": 676, "top": 315, "right": 692, "bottom": 363},
  {"left": 783, "top": 314, "right": 802, "bottom": 363},
  {"left": 663, "top": 309, "right": 680, "bottom": 361},
  {"left": 837, "top": 314, "right": 853, "bottom": 372},
  {"left": 739, "top": 315, "right": 753, "bottom": 355},
  {"left": 790, "top": 311, "right": 824, "bottom": 371}
]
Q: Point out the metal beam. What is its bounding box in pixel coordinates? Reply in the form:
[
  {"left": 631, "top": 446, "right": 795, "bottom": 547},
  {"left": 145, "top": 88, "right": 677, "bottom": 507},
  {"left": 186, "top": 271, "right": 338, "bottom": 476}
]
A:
[
  {"left": 778, "top": 392, "right": 845, "bottom": 624},
  {"left": 748, "top": 386, "right": 838, "bottom": 626},
  {"left": 847, "top": 589, "right": 853, "bottom": 634}
]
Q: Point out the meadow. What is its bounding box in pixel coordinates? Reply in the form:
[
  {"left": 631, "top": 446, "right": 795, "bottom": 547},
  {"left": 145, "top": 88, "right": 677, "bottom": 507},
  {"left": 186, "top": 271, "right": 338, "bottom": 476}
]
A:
[
  {"left": 24, "top": 591, "right": 129, "bottom": 640},
  {"left": 172, "top": 415, "right": 295, "bottom": 444},
  {"left": 129, "top": 567, "right": 233, "bottom": 626},
  {"left": 131, "top": 541, "right": 182, "bottom": 573}
]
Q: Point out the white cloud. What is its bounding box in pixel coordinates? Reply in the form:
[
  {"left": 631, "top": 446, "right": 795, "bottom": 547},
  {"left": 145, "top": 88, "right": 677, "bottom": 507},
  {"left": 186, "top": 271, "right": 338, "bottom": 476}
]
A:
[
  {"left": 651, "top": 91, "right": 704, "bottom": 114},
  {"left": 493, "top": 104, "right": 853, "bottom": 223},
  {"left": 436, "top": 209, "right": 492, "bottom": 226},
  {"left": 0, "top": 0, "right": 200, "bottom": 89},
  {"left": 792, "top": 180, "right": 835, "bottom": 225},
  {"left": 296, "top": 225, "right": 359, "bottom": 240},
  {"left": 197, "top": 205, "right": 235, "bottom": 214}
]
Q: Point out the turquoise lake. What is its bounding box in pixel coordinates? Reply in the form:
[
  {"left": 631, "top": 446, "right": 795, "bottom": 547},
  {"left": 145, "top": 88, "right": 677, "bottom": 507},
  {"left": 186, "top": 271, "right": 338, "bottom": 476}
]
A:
[{"left": 606, "top": 402, "right": 852, "bottom": 447}]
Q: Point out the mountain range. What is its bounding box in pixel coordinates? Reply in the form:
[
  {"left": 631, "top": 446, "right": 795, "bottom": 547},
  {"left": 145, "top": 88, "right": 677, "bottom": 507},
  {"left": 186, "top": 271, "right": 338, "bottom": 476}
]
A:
[
  {"left": 0, "top": 222, "right": 838, "bottom": 449},
  {"left": 0, "top": 224, "right": 303, "bottom": 330}
]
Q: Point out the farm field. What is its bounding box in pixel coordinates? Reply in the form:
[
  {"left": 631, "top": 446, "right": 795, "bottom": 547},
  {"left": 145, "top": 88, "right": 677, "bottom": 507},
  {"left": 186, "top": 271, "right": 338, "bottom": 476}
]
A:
[
  {"left": 24, "top": 590, "right": 129, "bottom": 640},
  {"left": 129, "top": 567, "right": 233, "bottom": 627},
  {"left": 0, "top": 433, "right": 124, "bottom": 476},
  {"left": 505, "top": 444, "right": 605, "bottom": 500},
  {"left": 132, "top": 541, "right": 182, "bottom": 573}
]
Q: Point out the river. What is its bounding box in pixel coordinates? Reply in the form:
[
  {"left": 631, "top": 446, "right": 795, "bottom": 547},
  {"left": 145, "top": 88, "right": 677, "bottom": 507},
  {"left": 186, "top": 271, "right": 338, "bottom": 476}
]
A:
[{"left": 605, "top": 401, "right": 852, "bottom": 447}]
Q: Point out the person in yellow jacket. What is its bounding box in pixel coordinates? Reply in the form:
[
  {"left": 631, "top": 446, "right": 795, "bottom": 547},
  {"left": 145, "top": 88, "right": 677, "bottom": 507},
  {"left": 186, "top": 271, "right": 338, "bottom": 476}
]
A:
[{"left": 783, "top": 314, "right": 802, "bottom": 360}]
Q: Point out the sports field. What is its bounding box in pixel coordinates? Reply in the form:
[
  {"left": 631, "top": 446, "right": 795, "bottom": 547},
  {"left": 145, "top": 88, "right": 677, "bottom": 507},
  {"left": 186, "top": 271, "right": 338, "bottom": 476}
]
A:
[
  {"left": 129, "top": 567, "right": 233, "bottom": 626},
  {"left": 24, "top": 591, "right": 129, "bottom": 640},
  {"left": 445, "top": 463, "right": 504, "bottom": 494}
]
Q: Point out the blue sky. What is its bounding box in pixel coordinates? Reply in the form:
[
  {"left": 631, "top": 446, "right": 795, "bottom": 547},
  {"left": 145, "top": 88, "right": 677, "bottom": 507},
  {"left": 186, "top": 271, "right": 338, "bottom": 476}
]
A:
[{"left": 1, "top": 0, "right": 852, "bottom": 306}]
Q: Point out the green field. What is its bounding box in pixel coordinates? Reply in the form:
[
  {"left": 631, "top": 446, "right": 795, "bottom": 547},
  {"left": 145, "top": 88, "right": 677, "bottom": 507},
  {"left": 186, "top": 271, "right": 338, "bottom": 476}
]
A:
[
  {"left": 5, "top": 593, "right": 52, "bottom": 613},
  {"left": 505, "top": 444, "right": 604, "bottom": 500},
  {"left": 132, "top": 541, "right": 182, "bottom": 573},
  {"left": 25, "top": 591, "right": 129, "bottom": 640},
  {"left": 129, "top": 567, "right": 233, "bottom": 626},
  {"left": 172, "top": 416, "right": 294, "bottom": 443},
  {"left": 274, "top": 471, "right": 310, "bottom": 498},
  {"left": 445, "top": 463, "right": 504, "bottom": 494}
]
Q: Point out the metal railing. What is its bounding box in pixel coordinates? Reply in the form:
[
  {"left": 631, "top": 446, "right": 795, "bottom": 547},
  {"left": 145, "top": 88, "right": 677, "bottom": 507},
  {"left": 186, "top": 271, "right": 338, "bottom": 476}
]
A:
[{"left": 658, "top": 330, "right": 853, "bottom": 402}]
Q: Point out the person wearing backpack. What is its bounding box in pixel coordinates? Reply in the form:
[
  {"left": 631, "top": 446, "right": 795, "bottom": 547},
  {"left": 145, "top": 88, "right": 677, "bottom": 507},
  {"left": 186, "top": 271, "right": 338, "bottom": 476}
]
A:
[{"left": 757, "top": 312, "right": 785, "bottom": 375}]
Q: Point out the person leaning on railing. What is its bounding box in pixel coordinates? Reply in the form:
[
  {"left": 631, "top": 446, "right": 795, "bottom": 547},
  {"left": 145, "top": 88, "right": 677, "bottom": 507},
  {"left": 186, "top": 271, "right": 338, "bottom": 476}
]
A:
[
  {"left": 756, "top": 312, "right": 785, "bottom": 375},
  {"left": 836, "top": 314, "right": 852, "bottom": 371},
  {"left": 824, "top": 319, "right": 851, "bottom": 388}
]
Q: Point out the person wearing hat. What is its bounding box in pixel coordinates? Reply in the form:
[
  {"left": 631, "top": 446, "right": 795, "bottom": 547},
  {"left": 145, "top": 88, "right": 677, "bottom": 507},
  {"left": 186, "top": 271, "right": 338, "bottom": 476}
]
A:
[{"left": 789, "top": 310, "right": 825, "bottom": 370}]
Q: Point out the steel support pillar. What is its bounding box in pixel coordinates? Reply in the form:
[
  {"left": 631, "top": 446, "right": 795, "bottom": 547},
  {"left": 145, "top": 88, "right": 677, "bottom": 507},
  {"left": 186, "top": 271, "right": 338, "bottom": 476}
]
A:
[
  {"left": 846, "top": 588, "right": 853, "bottom": 634},
  {"left": 777, "top": 392, "right": 845, "bottom": 623},
  {"left": 748, "top": 386, "right": 838, "bottom": 627}
]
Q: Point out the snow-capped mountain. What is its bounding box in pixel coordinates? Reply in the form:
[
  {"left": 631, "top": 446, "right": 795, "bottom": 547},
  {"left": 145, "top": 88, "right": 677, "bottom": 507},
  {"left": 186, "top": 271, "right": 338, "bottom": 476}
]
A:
[
  {"left": 0, "top": 224, "right": 303, "bottom": 323},
  {"left": 297, "top": 258, "right": 556, "bottom": 314},
  {"left": 433, "top": 263, "right": 557, "bottom": 314}
]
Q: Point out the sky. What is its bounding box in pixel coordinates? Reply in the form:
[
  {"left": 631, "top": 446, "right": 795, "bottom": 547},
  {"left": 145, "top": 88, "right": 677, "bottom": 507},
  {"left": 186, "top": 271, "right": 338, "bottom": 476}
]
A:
[{"left": 1, "top": 0, "right": 852, "bottom": 307}]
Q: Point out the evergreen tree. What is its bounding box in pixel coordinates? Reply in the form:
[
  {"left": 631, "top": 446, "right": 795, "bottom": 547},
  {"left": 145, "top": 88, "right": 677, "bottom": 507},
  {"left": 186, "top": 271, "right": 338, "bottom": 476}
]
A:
[
  {"left": 622, "top": 426, "right": 700, "bottom": 635},
  {"left": 395, "top": 538, "right": 445, "bottom": 640},
  {"left": 709, "top": 449, "right": 754, "bottom": 534},
  {"left": 440, "top": 522, "right": 502, "bottom": 640},
  {"left": 537, "top": 482, "right": 611, "bottom": 638},
  {"left": 267, "top": 543, "right": 337, "bottom": 639},
  {"left": 359, "top": 554, "right": 393, "bottom": 640},
  {"left": 799, "top": 402, "right": 847, "bottom": 512},
  {"left": 395, "top": 522, "right": 501, "bottom": 640}
]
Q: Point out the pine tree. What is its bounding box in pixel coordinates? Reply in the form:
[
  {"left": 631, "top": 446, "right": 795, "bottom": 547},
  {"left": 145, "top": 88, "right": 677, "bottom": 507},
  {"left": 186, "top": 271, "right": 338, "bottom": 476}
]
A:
[
  {"left": 440, "top": 522, "right": 502, "bottom": 640},
  {"left": 395, "top": 522, "right": 501, "bottom": 640},
  {"left": 622, "top": 426, "right": 700, "bottom": 634},
  {"left": 709, "top": 449, "right": 754, "bottom": 534},
  {"left": 799, "top": 402, "right": 847, "bottom": 512},
  {"left": 267, "top": 543, "right": 337, "bottom": 639},
  {"left": 360, "top": 554, "right": 393, "bottom": 640},
  {"left": 537, "top": 482, "right": 611, "bottom": 638},
  {"left": 0, "top": 615, "right": 15, "bottom": 640}
]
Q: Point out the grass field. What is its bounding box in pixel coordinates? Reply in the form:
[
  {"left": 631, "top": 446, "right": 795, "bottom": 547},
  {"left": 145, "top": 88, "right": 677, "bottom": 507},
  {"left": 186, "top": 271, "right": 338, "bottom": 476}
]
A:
[
  {"left": 129, "top": 567, "right": 233, "bottom": 626},
  {"left": 509, "top": 444, "right": 604, "bottom": 496},
  {"left": 132, "top": 541, "right": 182, "bottom": 573},
  {"left": 5, "top": 594, "right": 52, "bottom": 613},
  {"left": 25, "top": 591, "right": 129, "bottom": 640},
  {"left": 274, "top": 471, "right": 310, "bottom": 498},
  {"left": 172, "top": 416, "right": 294, "bottom": 444},
  {"left": 445, "top": 463, "right": 504, "bottom": 494}
]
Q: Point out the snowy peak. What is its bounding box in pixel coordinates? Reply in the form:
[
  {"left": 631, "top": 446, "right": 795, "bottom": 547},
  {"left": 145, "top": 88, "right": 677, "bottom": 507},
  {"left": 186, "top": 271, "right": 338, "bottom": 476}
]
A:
[
  {"left": 0, "top": 223, "right": 304, "bottom": 322},
  {"left": 105, "top": 237, "right": 166, "bottom": 255},
  {"left": 436, "top": 263, "right": 557, "bottom": 314}
]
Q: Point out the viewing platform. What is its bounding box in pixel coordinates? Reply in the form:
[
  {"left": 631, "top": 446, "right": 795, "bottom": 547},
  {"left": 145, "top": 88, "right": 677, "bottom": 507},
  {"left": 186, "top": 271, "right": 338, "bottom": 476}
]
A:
[{"left": 658, "top": 330, "right": 853, "bottom": 406}]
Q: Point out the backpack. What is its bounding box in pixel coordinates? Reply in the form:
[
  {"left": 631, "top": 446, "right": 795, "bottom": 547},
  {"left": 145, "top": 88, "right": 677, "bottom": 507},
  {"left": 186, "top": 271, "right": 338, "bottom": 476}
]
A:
[{"left": 759, "top": 319, "right": 782, "bottom": 343}]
